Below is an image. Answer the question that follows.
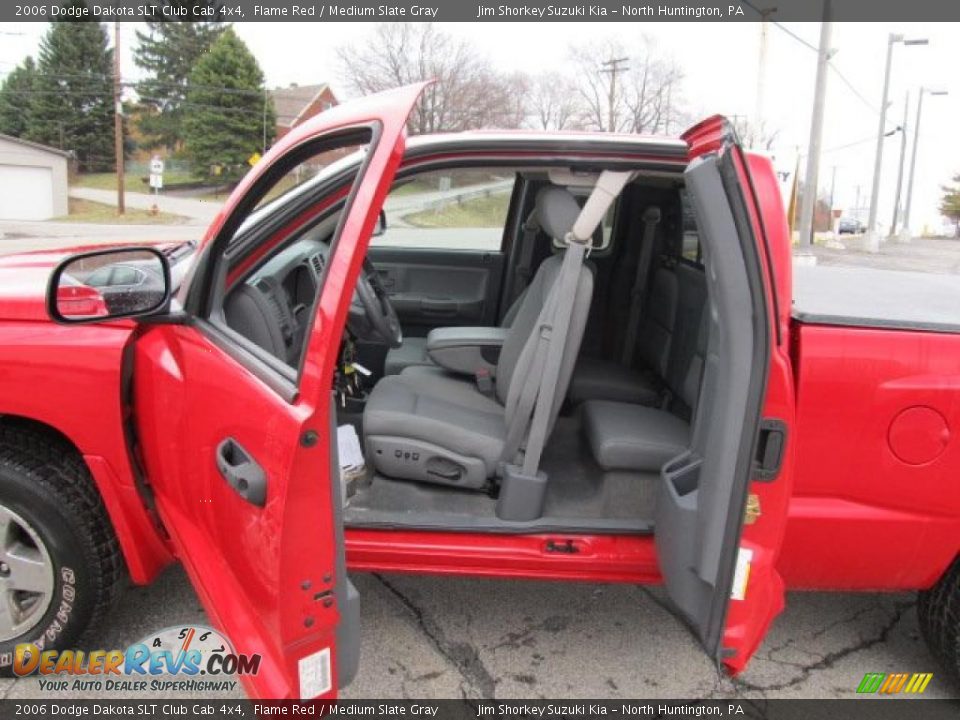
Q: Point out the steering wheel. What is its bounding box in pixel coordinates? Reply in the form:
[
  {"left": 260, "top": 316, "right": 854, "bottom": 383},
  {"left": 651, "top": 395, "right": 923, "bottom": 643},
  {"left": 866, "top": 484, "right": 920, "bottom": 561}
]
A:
[{"left": 355, "top": 258, "right": 403, "bottom": 348}]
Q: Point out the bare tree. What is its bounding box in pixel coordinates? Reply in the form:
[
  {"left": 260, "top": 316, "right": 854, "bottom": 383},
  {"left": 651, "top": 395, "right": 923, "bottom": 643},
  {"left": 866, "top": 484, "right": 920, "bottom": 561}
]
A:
[
  {"left": 732, "top": 117, "right": 781, "bottom": 151},
  {"left": 337, "top": 24, "right": 519, "bottom": 133},
  {"left": 569, "top": 36, "right": 684, "bottom": 134},
  {"left": 569, "top": 40, "right": 625, "bottom": 132},
  {"left": 527, "top": 71, "right": 583, "bottom": 130}
]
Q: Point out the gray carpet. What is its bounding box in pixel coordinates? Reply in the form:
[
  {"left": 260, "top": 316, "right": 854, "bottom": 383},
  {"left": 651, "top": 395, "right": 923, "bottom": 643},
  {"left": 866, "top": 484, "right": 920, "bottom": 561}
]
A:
[{"left": 344, "top": 415, "right": 658, "bottom": 534}]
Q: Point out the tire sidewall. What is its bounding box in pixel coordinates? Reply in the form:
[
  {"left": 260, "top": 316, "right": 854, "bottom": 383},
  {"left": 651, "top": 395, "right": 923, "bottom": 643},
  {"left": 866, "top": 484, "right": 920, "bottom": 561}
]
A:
[{"left": 0, "top": 464, "right": 99, "bottom": 672}]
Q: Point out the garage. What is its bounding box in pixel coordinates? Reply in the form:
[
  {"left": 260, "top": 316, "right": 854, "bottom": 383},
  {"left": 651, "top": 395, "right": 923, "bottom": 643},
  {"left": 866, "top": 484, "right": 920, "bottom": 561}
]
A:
[{"left": 0, "top": 134, "right": 70, "bottom": 221}]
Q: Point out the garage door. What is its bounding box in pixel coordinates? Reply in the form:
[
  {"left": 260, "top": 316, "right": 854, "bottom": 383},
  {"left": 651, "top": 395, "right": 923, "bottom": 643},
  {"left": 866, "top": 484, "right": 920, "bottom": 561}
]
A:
[{"left": 0, "top": 165, "right": 54, "bottom": 220}]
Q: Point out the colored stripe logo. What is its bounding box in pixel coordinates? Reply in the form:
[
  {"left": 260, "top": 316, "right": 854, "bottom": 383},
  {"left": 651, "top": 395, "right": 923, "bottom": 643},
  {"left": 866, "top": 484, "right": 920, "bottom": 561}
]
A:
[{"left": 857, "top": 672, "right": 933, "bottom": 694}]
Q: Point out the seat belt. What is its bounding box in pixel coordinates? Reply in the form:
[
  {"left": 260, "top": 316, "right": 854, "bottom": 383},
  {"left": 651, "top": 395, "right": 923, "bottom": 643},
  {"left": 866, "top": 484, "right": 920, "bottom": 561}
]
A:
[
  {"left": 500, "top": 171, "right": 635, "bottom": 476},
  {"left": 620, "top": 206, "right": 661, "bottom": 366},
  {"left": 510, "top": 213, "right": 539, "bottom": 307}
]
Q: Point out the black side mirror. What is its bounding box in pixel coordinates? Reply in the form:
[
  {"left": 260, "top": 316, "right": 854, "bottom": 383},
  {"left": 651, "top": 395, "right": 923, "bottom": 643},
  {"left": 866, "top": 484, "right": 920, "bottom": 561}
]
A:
[{"left": 46, "top": 247, "right": 172, "bottom": 324}]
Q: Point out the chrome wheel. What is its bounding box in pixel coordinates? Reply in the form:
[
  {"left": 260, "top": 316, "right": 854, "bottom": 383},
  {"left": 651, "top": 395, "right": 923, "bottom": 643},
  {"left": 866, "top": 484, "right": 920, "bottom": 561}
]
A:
[{"left": 0, "top": 505, "right": 54, "bottom": 642}]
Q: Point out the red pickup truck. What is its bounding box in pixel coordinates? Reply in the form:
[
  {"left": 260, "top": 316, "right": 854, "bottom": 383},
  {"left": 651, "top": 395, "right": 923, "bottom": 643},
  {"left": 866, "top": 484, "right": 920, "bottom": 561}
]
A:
[{"left": 0, "top": 84, "right": 957, "bottom": 699}]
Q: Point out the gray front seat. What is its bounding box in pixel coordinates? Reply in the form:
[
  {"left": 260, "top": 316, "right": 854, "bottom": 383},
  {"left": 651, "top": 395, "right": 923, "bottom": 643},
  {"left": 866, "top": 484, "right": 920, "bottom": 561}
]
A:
[{"left": 363, "top": 186, "right": 594, "bottom": 489}]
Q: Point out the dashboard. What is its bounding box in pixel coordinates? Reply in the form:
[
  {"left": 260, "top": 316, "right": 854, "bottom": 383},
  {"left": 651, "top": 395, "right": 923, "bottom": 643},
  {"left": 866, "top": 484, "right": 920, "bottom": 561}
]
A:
[{"left": 223, "top": 235, "right": 366, "bottom": 366}]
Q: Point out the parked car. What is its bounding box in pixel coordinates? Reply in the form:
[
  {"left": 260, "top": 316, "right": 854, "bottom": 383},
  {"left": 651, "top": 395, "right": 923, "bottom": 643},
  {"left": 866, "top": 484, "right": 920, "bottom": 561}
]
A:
[
  {"left": 78, "top": 260, "right": 167, "bottom": 316},
  {"left": 837, "top": 217, "right": 865, "bottom": 234},
  {"left": 0, "top": 84, "right": 958, "bottom": 699}
]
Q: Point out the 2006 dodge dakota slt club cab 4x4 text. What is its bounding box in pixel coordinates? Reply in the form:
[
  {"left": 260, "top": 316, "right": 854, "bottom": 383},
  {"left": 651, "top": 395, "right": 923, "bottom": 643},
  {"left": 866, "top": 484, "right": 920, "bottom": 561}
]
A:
[{"left": 0, "top": 84, "right": 957, "bottom": 699}]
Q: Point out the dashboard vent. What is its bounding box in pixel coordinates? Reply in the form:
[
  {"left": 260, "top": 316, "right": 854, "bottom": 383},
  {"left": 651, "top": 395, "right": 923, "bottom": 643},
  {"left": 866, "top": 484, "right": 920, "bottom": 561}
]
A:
[{"left": 310, "top": 254, "right": 325, "bottom": 276}]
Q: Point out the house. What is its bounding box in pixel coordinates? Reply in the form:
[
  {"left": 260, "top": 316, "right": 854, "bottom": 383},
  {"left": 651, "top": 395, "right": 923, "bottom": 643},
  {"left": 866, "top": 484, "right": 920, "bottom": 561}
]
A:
[
  {"left": 0, "top": 134, "right": 70, "bottom": 221},
  {"left": 270, "top": 84, "right": 338, "bottom": 140}
]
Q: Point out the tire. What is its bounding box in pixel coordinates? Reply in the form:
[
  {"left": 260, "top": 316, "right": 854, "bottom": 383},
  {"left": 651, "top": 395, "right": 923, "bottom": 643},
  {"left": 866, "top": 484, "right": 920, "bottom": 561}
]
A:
[
  {"left": 918, "top": 558, "right": 960, "bottom": 687},
  {"left": 0, "top": 422, "right": 125, "bottom": 675}
]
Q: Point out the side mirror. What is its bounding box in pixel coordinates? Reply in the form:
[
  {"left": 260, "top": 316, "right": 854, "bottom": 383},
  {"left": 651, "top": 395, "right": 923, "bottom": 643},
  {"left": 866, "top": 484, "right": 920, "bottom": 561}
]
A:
[
  {"left": 372, "top": 209, "right": 387, "bottom": 237},
  {"left": 47, "top": 247, "right": 172, "bottom": 324}
]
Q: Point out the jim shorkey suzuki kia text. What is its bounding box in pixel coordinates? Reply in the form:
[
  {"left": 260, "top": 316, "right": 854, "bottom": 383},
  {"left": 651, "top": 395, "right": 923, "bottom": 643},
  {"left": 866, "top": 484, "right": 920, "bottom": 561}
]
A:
[{"left": 0, "top": 83, "right": 957, "bottom": 699}]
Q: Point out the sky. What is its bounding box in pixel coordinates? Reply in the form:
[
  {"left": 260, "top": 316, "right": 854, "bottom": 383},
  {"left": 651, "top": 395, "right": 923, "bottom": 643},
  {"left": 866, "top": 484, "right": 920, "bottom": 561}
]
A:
[{"left": 2, "top": 20, "right": 958, "bottom": 232}]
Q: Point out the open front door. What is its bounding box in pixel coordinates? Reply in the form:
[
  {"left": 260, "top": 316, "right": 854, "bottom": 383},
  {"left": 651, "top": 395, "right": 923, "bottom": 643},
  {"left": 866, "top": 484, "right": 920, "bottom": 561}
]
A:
[
  {"left": 130, "top": 84, "right": 426, "bottom": 699},
  {"left": 653, "top": 115, "right": 796, "bottom": 673}
]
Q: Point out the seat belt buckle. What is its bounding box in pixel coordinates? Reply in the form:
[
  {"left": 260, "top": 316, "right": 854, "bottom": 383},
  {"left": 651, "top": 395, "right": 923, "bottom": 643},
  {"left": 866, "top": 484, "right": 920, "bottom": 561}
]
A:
[{"left": 476, "top": 368, "right": 494, "bottom": 395}]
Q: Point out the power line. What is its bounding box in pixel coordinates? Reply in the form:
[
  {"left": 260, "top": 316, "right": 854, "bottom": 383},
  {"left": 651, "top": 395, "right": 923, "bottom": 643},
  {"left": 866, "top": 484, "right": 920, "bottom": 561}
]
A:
[
  {"left": 828, "top": 64, "right": 881, "bottom": 116},
  {"left": 823, "top": 125, "right": 902, "bottom": 154},
  {"left": 745, "top": 8, "right": 884, "bottom": 120}
]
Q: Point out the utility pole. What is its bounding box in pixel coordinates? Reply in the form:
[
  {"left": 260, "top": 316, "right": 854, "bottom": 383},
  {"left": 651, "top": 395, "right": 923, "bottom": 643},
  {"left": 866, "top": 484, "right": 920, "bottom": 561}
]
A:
[
  {"left": 113, "top": 22, "right": 124, "bottom": 216},
  {"left": 864, "top": 33, "right": 928, "bottom": 251},
  {"left": 888, "top": 92, "right": 909, "bottom": 238},
  {"left": 901, "top": 86, "right": 948, "bottom": 242},
  {"left": 600, "top": 57, "right": 629, "bottom": 133},
  {"left": 262, "top": 87, "right": 268, "bottom": 153},
  {"left": 755, "top": 6, "right": 777, "bottom": 134},
  {"left": 798, "top": 2, "right": 832, "bottom": 247},
  {"left": 664, "top": 83, "right": 672, "bottom": 135}
]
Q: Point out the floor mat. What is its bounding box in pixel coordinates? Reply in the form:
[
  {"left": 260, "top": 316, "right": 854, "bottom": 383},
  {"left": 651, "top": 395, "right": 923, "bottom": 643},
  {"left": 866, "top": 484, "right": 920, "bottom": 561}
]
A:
[{"left": 345, "top": 415, "right": 658, "bottom": 533}]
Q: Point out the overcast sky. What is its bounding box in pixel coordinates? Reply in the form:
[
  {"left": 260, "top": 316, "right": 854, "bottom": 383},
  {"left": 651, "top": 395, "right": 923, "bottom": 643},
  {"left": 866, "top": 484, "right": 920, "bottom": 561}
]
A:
[{"left": 3, "top": 21, "right": 958, "bottom": 231}]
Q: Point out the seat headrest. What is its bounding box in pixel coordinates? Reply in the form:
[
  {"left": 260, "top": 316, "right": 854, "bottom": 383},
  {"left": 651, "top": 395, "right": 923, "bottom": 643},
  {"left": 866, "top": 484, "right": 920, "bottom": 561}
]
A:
[{"left": 535, "top": 186, "right": 581, "bottom": 242}]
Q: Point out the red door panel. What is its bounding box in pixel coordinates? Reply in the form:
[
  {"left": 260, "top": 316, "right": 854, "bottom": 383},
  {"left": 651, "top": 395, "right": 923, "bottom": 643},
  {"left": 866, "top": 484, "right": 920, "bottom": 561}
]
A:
[{"left": 133, "top": 83, "right": 427, "bottom": 699}]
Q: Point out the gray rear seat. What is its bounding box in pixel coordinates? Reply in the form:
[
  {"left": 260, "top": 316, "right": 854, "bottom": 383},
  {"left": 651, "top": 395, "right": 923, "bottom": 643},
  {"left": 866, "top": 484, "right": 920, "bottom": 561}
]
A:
[
  {"left": 568, "top": 264, "right": 679, "bottom": 405},
  {"left": 582, "top": 308, "right": 707, "bottom": 472}
]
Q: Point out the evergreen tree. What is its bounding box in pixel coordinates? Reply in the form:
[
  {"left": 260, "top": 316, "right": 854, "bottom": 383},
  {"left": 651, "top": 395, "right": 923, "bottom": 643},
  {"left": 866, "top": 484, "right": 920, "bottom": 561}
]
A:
[
  {"left": 940, "top": 174, "right": 960, "bottom": 238},
  {"left": 26, "top": 15, "right": 114, "bottom": 171},
  {"left": 183, "top": 28, "right": 275, "bottom": 178},
  {"left": 134, "top": 10, "right": 227, "bottom": 150},
  {"left": 0, "top": 57, "right": 37, "bottom": 137}
]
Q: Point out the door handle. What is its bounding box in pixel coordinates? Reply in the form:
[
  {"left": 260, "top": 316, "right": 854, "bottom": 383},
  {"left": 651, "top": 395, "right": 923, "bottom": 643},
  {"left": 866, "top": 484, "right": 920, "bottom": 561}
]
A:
[
  {"left": 753, "top": 419, "right": 787, "bottom": 482},
  {"left": 215, "top": 438, "right": 267, "bottom": 507}
]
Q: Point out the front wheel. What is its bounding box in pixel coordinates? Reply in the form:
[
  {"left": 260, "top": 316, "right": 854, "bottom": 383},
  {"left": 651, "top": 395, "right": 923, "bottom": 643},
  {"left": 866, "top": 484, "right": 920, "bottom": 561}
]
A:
[
  {"left": 918, "top": 558, "right": 960, "bottom": 687},
  {"left": 0, "top": 423, "right": 125, "bottom": 674}
]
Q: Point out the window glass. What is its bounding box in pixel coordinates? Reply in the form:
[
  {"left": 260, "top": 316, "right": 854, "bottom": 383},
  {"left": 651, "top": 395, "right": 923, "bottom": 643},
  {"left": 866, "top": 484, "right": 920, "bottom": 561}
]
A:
[
  {"left": 252, "top": 143, "right": 366, "bottom": 213},
  {"left": 84, "top": 266, "right": 114, "bottom": 287},
  {"left": 371, "top": 168, "right": 515, "bottom": 251},
  {"left": 211, "top": 128, "right": 375, "bottom": 375},
  {"left": 679, "top": 190, "right": 702, "bottom": 266},
  {"left": 110, "top": 266, "right": 142, "bottom": 286}
]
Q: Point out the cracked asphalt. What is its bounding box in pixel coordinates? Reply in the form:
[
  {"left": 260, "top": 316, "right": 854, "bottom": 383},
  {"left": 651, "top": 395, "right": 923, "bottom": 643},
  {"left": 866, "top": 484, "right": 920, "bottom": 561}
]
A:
[{"left": 3, "top": 566, "right": 957, "bottom": 701}]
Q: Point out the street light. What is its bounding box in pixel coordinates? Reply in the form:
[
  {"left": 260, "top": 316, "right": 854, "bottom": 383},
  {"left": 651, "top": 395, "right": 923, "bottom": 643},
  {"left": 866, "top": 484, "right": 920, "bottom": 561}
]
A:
[
  {"left": 864, "top": 33, "right": 928, "bottom": 253},
  {"left": 899, "top": 86, "right": 949, "bottom": 242}
]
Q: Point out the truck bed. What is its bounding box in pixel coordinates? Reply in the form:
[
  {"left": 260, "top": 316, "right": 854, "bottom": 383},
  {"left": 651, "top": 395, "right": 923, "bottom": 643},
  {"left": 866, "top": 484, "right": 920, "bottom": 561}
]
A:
[{"left": 793, "top": 265, "right": 960, "bottom": 333}]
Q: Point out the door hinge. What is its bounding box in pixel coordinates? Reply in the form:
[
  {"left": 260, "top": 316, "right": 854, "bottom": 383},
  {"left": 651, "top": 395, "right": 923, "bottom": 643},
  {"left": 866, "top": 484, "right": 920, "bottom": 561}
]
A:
[
  {"left": 743, "top": 493, "right": 761, "bottom": 525},
  {"left": 753, "top": 418, "right": 787, "bottom": 481}
]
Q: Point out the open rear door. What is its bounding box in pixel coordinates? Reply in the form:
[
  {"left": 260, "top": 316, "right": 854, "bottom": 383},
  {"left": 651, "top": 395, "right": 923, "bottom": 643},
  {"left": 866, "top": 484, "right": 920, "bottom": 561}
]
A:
[
  {"left": 654, "top": 115, "right": 796, "bottom": 673},
  {"left": 131, "top": 84, "right": 426, "bottom": 699}
]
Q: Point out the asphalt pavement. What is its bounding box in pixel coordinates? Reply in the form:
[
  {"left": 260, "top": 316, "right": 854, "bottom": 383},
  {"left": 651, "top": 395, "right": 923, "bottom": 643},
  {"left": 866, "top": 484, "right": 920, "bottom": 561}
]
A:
[{"left": 1, "top": 567, "right": 954, "bottom": 701}]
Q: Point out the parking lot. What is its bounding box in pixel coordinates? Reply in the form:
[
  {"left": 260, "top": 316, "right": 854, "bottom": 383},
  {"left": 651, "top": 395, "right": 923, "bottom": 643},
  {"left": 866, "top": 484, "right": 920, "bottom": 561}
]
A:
[
  {"left": 0, "top": 567, "right": 954, "bottom": 701},
  {"left": 1, "top": 225, "right": 959, "bottom": 701}
]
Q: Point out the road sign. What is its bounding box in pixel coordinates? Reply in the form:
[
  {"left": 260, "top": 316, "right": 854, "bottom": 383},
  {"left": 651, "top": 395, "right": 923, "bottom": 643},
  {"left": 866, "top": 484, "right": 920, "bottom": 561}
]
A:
[
  {"left": 149, "top": 173, "right": 163, "bottom": 190},
  {"left": 150, "top": 156, "right": 165, "bottom": 175},
  {"left": 248, "top": 152, "right": 262, "bottom": 167}
]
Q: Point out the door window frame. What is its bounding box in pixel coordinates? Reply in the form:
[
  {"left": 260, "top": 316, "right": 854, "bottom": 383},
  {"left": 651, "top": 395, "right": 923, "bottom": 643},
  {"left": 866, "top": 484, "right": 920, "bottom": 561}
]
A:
[{"left": 185, "top": 125, "right": 382, "bottom": 402}]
